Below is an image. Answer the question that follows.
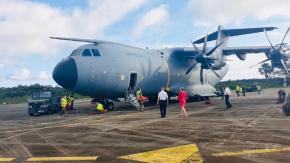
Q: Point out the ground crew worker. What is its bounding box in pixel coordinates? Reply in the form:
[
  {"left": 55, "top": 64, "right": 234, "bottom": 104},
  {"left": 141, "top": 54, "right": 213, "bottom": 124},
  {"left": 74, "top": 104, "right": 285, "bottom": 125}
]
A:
[
  {"left": 239, "top": 87, "right": 243, "bottom": 96},
  {"left": 66, "top": 95, "right": 74, "bottom": 110},
  {"left": 257, "top": 85, "right": 261, "bottom": 94},
  {"left": 60, "top": 95, "right": 67, "bottom": 116},
  {"left": 96, "top": 103, "right": 107, "bottom": 113},
  {"left": 236, "top": 85, "right": 240, "bottom": 97},
  {"left": 136, "top": 88, "right": 144, "bottom": 112},
  {"left": 242, "top": 86, "right": 246, "bottom": 96}
]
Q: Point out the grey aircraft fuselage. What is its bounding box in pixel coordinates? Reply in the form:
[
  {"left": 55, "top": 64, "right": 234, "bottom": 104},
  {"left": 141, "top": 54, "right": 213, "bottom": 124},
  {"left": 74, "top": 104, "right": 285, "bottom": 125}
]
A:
[
  {"left": 52, "top": 26, "right": 277, "bottom": 100},
  {"left": 53, "top": 42, "right": 227, "bottom": 99}
]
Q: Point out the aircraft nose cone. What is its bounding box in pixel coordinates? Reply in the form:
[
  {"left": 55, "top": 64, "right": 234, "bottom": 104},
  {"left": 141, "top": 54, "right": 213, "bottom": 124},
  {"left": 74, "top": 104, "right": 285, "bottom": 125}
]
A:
[{"left": 53, "top": 57, "right": 78, "bottom": 89}]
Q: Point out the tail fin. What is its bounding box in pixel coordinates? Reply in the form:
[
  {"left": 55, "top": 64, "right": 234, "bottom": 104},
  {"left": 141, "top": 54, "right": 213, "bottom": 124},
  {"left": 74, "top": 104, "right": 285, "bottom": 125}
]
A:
[{"left": 193, "top": 26, "right": 277, "bottom": 44}]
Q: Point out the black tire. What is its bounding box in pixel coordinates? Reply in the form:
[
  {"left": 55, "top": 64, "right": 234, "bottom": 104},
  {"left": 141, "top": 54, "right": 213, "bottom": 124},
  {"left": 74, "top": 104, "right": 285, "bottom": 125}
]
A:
[
  {"left": 105, "top": 102, "right": 115, "bottom": 111},
  {"left": 29, "top": 112, "right": 34, "bottom": 116}
]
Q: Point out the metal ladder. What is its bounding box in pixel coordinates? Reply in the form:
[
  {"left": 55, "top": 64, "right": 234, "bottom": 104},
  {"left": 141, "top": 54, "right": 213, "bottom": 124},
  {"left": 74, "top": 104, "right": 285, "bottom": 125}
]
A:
[{"left": 125, "top": 91, "right": 140, "bottom": 109}]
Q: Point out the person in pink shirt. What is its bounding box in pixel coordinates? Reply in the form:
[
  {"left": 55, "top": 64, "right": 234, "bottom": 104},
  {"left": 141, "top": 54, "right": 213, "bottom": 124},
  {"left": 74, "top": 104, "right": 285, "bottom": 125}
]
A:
[{"left": 178, "top": 87, "right": 188, "bottom": 118}]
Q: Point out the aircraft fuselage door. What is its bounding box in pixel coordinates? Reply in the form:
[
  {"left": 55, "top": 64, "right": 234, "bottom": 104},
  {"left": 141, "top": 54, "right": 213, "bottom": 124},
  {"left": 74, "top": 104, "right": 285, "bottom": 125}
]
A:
[{"left": 129, "top": 72, "right": 138, "bottom": 91}]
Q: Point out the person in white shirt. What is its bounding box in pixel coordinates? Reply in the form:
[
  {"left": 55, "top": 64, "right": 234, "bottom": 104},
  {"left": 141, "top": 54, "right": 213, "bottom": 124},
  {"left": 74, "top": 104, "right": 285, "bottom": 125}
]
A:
[
  {"left": 224, "top": 86, "right": 232, "bottom": 109},
  {"left": 157, "top": 87, "right": 168, "bottom": 118}
]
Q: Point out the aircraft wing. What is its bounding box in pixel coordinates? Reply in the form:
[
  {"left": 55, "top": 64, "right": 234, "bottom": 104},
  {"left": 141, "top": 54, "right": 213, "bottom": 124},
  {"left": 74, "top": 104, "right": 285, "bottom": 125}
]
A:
[
  {"left": 222, "top": 46, "right": 272, "bottom": 60},
  {"left": 50, "top": 37, "right": 112, "bottom": 44}
]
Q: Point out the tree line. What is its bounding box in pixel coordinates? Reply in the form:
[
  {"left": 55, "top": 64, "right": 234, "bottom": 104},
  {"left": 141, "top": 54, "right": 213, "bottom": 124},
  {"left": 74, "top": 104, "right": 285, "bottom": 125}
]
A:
[{"left": 0, "top": 84, "right": 86, "bottom": 104}]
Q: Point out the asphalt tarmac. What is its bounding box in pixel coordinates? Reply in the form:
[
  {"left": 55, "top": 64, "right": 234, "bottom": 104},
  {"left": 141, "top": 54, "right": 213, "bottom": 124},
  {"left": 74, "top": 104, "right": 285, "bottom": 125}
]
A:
[{"left": 0, "top": 88, "right": 290, "bottom": 163}]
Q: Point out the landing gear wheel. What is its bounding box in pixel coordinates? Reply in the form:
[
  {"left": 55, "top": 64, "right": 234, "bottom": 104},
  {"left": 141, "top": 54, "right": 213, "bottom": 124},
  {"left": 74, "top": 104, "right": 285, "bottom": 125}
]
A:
[
  {"left": 105, "top": 102, "right": 115, "bottom": 111},
  {"left": 29, "top": 113, "right": 34, "bottom": 116}
]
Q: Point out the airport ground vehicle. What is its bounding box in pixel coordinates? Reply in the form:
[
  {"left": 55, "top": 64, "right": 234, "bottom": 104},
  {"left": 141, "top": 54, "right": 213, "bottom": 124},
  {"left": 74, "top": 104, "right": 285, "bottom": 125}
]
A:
[
  {"left": 245, "top": 82, "right": 258, "bottom": 92},
  {"left": 27, "top": 91, "right": 60, "bottom": 116}
]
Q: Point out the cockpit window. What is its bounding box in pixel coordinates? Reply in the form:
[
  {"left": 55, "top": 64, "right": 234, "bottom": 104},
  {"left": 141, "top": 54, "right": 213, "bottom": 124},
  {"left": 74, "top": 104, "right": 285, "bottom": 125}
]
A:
[
  {"left": 91, "top": 49, "right": 101, "bottom": 56},
  {"left": 70, "top": 49, "right": 81, "bottom": 56},
  {"left": 82, "top": 49, "right": 92, "bottom": 56}
]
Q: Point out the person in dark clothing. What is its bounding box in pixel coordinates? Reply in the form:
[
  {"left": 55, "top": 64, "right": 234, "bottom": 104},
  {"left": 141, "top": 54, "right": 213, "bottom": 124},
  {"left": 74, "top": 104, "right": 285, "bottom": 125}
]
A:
[
  {"left": 282, "top": 93, "right": 290, "bottom": 116},
  {"left": 242, "top": 86, "right": 246, "bottom": 96},
  {"left": 157, "top": 87, "right": 168, "bottom": 118},
  {"left": 220, "top": 86, "right": 224, "bottom": 100},
  {"left": 277, "top": 89, "right": 286, "bottom": 104}
]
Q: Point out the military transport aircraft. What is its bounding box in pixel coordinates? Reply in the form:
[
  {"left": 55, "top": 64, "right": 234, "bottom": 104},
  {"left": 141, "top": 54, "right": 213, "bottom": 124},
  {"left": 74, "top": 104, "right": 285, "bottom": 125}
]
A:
[{"left": 51, "top": 25, "right": 277, "bottom": 110}]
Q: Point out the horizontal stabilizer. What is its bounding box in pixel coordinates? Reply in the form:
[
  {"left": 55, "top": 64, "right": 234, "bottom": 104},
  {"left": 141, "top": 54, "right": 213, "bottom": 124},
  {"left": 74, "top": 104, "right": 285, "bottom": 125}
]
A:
[{"left": 193, "top": 27, "right": 277, "bottom": 44}]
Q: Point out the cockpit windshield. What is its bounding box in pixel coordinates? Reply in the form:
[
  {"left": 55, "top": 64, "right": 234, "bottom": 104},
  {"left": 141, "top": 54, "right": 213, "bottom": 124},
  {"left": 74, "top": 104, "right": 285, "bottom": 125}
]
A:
[{"left": 70, "top": 49, "right": 82, "bottom": 56}]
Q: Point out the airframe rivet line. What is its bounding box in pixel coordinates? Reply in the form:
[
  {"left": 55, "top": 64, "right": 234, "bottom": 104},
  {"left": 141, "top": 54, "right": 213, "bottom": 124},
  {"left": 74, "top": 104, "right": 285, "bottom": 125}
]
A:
[
  {"left": 0, "top": 158, "right": 15, "bottom": 162},
  {"left": 212, "top": 147, "right": 290, "bottom": 157},
  {"left": 26, "top": 156, "right": 99, "bottom": 161}
]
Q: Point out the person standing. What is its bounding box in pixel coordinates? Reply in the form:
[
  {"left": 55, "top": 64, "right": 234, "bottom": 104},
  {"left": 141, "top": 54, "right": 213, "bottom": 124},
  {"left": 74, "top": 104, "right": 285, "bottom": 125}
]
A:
[
  {"left": 242, "top": 86, "right": 246, "bottom": 96},
  {"left": 157, "top": 87, "right": 168, "bottom": 118},
  {"left": 236, "top": 85, "right": 240, "bottom": 97},
  {"left": 220, "top": 86, "right": 224, "bottom": 100},
  {"left": 257, "top": 85, "right": 261, "bottom": 94},
  {"left": 136, "top": 88, "right": 144, "bottom": 112},
  {"left": 60, "top": 95, "right": 68, "bottom": 116},
  {"left": 224, "top": 86, "right": 232, "bottom": 109},
  {"left": 178, "top": 87, "right": 188, "bottom": 118}
]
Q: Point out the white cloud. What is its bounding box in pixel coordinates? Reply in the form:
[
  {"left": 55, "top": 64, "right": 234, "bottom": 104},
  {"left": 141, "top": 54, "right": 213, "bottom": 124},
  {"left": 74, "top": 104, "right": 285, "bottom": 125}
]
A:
[
  {"left": 133, "top": 4, "right": 169, "bottom": 37},
  {"left": 0, "top": 64, "right": 4, "bottom": 69},
  {"left": 0, "top": 0, "right": 147, "bottom": 58},
  {"left": 187, "top": 0, "right": 290, "bottom": 27},
  {"left": 8, "top": 68, "right": 33, "bottom": 81},
  {"left": 38, "top": 71, "right": 51, "bottom": 81}
]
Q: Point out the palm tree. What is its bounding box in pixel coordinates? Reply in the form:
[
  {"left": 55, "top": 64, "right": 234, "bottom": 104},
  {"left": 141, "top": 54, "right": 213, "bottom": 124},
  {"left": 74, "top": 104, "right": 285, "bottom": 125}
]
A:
[{"left": 258, "top": 63, "right": 273, "bottom": 79}]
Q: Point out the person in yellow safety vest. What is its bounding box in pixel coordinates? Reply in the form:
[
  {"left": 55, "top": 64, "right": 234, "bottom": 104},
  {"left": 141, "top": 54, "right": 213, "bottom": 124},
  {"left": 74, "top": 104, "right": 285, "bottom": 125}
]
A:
[
  {"left": 96, "top": 103, "right": 107, "bottom": 113},
  {"left": 136, "top": 88, "right": 144, "bottom": 112},
  {"left": 239, "top": 87, "right": 243, "bottom": 95},
  {"left": 236, "top": 85, "right": 240, "bottom": 97},
  {"left": 66, "top": 95, "right": 74, "bottom": 110},
  {"left": 60, "top": 95, "right": 67, "bottom": 116}
]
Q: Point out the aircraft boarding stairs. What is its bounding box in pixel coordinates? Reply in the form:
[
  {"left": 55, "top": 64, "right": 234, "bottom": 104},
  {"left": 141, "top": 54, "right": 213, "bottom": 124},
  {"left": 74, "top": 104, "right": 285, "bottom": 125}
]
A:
[{"left": 125, "top": 90, "right": 141, "bottom": 110}]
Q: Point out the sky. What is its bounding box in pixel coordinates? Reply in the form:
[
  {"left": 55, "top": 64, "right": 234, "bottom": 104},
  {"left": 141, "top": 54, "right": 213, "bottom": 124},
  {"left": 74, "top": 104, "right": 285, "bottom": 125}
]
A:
[{"left": 0, "top": 0, "right": 290, "bottom": 87}]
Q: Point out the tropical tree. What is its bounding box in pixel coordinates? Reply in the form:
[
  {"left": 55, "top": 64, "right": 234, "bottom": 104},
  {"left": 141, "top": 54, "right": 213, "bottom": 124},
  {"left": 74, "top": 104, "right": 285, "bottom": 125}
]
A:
[{"left": 258, "top": 63, "right": 274, "bottom": 79}]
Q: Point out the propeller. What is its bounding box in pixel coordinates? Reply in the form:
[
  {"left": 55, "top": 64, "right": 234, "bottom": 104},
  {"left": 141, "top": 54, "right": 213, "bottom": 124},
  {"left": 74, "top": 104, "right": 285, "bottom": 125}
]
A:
[
  {"left": 186, "top": 33, "right": 224, "bottom": 84},
  {"left": 252, "top": 26, "right": 290, "bottom": 73}
]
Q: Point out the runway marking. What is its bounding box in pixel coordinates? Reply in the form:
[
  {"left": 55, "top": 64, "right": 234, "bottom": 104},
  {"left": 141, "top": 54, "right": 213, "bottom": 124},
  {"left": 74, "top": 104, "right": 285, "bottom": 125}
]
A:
[
  {"left": 212, "top": 146, "right": 290, "bottom": 157},
  {"left": 26, "top": 156, "right": 99, "bottom": 161},
  {"left": 0, "top": 158, "right": 15, "bottom": 162},
  {"left": 118, "top": 144, "right": 203, "bottom": 163}
]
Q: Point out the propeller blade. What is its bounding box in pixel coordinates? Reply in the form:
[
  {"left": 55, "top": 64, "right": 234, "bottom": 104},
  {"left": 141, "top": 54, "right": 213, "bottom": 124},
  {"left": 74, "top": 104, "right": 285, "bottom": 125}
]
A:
[
  {"left": 205, "top": 40, "right": 224, "bottom": 56},
  {"left": 192, "top": 44, "right": 202, "bottom": 54},
  {"left": 203, "top": 33, "right": 208, "bottom": 53},
  {"left": 280, "top": 26, "right": 290, "bottom": 50},
  {"left": 185, "top": 62, "right": 198, "bottom": 75},
  {"left": 200, "top": 67, "right": 204, "bottom": 85},
  {"left": 248, "top": 58, "right": 271, "bottom": 68},
  {"left": 207, "top": 62, "right": 221, "bottom": 78},
  {"left": 264, "top": 29, "right": 275, "bottom": 49},
  {"left": 281, "top": 59, "right": 289, "bottom": 74}
]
